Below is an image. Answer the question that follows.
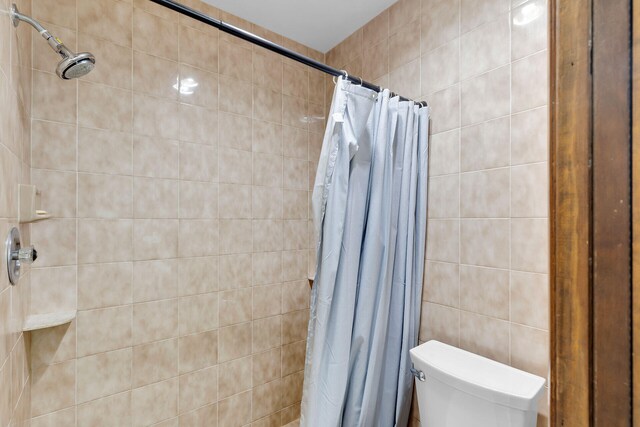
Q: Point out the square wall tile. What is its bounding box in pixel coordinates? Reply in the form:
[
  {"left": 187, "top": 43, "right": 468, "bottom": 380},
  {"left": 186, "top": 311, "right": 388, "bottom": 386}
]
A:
[
  {"left": 426, "top": 85, "right": 460, "bottom": 133},
  {"left": 78, "top": 0, "right": 132, "bottom": 47},
  {"left": 427, "top": 174, "right": 460, "bottom": 219},
  {"left": 133, "top": 259, "right": 179, "bottom": 303},
  {"left": 32, "top": 70, "right": 77, "bottom": 124},
  {"left": 218, "top": 357, "right": 252, "bottom": 399},
  {"left": 220, "top": 113, "right": 252, "bottom": 151},
  {"left": 511, "top": 50, "right": 548, "bottom": 113},
  {"left": 179, "top": 25, "right": 218, "bottom": 72},
  {"left": 131, "top": 378, "right": 178, "bottom": 427},
  {"left": 460, "top": 311, "right": 510, "bottom": 363},
  {"left": 31, "top": 360, "right": 76, "bottom": 417},
  {"left": 79, "top": 81, "right": 132, "bottom": 132},
  {"left": 78, "top": 127, "right": 133, "bottom": 176},
  {"left": 421, "top": 0, "right": 460, "bottom": 53},
  {"left": 421, "top": 40, "right": 460, "bottom": 95},
  {"left": 133, "top": 178, "right": 179, "bottom": 219},
  {"left": 76, "top": 392, "right": 132, "bottom": 427},
  {"left": 460, "top": 0, "right": 510, "bottom": 33},
  {"left": 78, "top": 262, "right": 133, "bottom": 310},
  {"left": 511, "top": 0, "right": 548, "bottom": 60},
  {"left": 511, "top": 218, "right": 549, "bottom": 273},
  {"left": 31, "top": 120, "right": 76, "bottom": 171},
  {"left": 511, "top": 323, "right": 549, "bottom": 378},
  {"left": 132, "top": 299, "right": 179, "bottom": 345},
  {"left": 78, "top": 220, "right": 133, "bottom": 264},
  {"left": 460, "top": 117, "right": 510, "bottom": 172},
  {"left": 133, "top": 135, "right": 179, "bottom": 179},
  {"left": 459, "top": 265, "right": 509, "bottom": 319},
  {"left": 219, "top": 322, "right": 252, "bottom": 362},
  {"left": 460, "top": 168, "right": 510, "bottom": 218},
  {"left": 460, "top": 14, "right": 510, "bottom": 79},
  {"left": 219, "top": 289, "right": 252, "bottom": 327},
  {"left": 426, "top": 219, "right": 459, "bottom": 263},
  {"left": 179, "top": 330, "right": 218, "bottom": 374},
  {"left": 419, "top": 302, "right": 459, "bottom": 345},
  {"left": 133, "top": 219, "right": 179, "bottom": 260},
  {"left": 179, "top": 293, "right": 219, "bottom": 335},
  {"left": 78, "top": 173, "right": 133, "bottom": 219},
  {"left": 31, "top": 219, "right": 76, "bottom": 267},
  {"left": 79, "top": 34, "right": 133, "bottom": 90},
  {"left": 77, "top": 348, "right": 132, "bottom": 404},
  {"left": 423, "top": 261, "right": 460, "bottom": 307},
  {"left": 180, "top": 142, "right": 218, "bottom": 182},
  {"left": 30, "top": 266, "right": 76, "bottom": 314},
  {"left": 511, "top": 106, "right": 549, "bottom": 165},
  {"left": 178, "top": 256, "right": 219, "bottom": 296},
  {"left": 77, "top": 306, "right": 132, "bottom": 357},
  {"left": 428, "top": 130, "right": 460, "bottom": 176},
  {"left": 511, "top": 271, "right": 549, "bottom": 330},
  {"left": 133, "top": 8, "right": 178, "bottom": 60},
  {"left": 461, "top": 65, "right": 510, "bottom": 126},
  {"left": 511, "top": 162, "right": 549, "bottom": 218},
  {"left": 133, "top": 338, "right": 178, "bottom": 387},
  {"left": 179, "top": 366, "right": 218, "bottom": 414},
  {"left": 460, "top": 219, "right": 509, "bottom": 268}
]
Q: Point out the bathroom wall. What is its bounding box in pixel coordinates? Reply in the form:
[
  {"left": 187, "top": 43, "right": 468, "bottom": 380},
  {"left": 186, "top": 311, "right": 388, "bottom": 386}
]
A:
[
  {"left": 27, "top": 0, "right": 324, "bottom": 425},
  {"left": 327, "top": 0, "right": 550, "bottom": 425},
  {"left": 0, "top": 0, "right": 32, "bottom": 425}
]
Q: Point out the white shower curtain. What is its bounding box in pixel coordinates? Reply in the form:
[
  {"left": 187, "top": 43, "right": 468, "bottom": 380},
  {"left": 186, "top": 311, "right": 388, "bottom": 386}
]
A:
[{"left": 301, "top": 77, "right": 429, "bottom": 427}]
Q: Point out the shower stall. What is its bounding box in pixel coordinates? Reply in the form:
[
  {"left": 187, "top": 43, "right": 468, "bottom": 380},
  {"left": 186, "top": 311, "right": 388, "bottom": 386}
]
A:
[{"left": 4, "top": 0, "right": 325, "bottom": 424}]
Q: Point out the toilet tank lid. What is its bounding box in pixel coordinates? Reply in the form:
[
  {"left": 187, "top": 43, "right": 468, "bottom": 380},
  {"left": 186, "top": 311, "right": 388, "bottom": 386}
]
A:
[{"left": 410, "top": 340, "right": 546, "bottom": 411}]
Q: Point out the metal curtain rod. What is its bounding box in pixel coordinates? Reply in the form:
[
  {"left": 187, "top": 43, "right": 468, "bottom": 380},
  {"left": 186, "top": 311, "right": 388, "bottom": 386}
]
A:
[{"left": 149, "top": 0, "right": 427, "bottom": 107}]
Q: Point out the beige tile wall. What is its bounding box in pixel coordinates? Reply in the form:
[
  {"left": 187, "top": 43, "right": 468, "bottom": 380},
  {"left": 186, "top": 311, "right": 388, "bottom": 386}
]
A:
[
  {"left": 327, "top": 0, "right": 550, "bottom": 425},
  {"left": 0, "top": 0, "right": 32, "bottom": 425},
  {"left": 28, "top": 0, "right": 324, "bottom": 425}
]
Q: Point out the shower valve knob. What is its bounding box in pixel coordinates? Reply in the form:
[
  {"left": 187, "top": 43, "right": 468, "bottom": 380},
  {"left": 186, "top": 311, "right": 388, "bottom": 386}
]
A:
[
  {"left": 5, "top": 228, "right": 36, "bottom": 286},
  {"left": 12, "top": 246, "right": 37, "bottom": 264}
]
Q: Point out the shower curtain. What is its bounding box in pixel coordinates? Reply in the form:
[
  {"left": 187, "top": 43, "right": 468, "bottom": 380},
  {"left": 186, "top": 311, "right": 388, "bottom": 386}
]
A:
[{"left": 301, "top": 77, "right": 429, "bottom": 427}]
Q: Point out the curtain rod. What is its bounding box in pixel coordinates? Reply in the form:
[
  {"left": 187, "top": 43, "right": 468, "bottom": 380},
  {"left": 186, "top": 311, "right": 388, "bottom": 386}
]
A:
[{"left": 149, "top": 0, "right": 427, "bottom": 107}]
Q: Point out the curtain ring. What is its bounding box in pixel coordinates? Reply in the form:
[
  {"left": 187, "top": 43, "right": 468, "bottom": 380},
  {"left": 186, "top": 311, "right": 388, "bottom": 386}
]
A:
[
  {"left": 355, "top": 76, "right": 363, "bottom": 86},
  {"left": 333, "top": 70, "right": 349, "bottom": 85}
]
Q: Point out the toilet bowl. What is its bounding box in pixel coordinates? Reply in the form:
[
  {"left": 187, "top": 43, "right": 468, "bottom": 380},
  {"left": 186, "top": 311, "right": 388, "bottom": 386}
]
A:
[{"left": 410, "top": 340, "right": 546, "bottom": 427}]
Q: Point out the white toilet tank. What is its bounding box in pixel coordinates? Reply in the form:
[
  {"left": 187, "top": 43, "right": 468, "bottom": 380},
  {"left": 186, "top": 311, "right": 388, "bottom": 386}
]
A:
[{"left": 410, "top": 340, "right": 546, "bottom": 427}]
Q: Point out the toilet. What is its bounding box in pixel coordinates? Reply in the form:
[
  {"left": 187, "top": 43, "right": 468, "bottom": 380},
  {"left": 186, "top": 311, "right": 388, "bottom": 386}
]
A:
[{"left": 410, "top": 340, "right": 546, "bottom": 427}]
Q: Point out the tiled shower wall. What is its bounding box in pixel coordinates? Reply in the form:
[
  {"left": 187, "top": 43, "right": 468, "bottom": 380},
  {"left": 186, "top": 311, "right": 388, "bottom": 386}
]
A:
[
  {"left": 327, "top": 0, "right": 550, "bottom": 425},
  {"left": 0, "top": 0, "right": 32, "bottom": 425},
  {"left": 28, "top": 0, "right": 324, "bottom": 425}
]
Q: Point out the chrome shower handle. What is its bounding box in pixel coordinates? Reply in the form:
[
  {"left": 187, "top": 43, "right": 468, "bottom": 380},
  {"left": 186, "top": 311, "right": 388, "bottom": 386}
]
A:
[
  {"left": 11, "top": 246, "right": 38, "bottom": 264},
  {"left": 5, "top": 227, "right": 37, "bottom": 285}
]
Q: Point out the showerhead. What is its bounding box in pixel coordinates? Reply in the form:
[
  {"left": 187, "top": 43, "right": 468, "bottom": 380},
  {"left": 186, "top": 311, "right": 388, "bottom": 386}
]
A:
[
  {"left": 56, "top": 51, "right": 96, "bottom": 80},
  {"left": 10, "top": 4, "right": 95, "bottom": 80}
]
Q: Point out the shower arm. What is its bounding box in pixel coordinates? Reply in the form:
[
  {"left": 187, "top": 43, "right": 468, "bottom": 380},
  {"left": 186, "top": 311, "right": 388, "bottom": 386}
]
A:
[{"left": 10, "top": 4, "right": 74, "bottom": 59}]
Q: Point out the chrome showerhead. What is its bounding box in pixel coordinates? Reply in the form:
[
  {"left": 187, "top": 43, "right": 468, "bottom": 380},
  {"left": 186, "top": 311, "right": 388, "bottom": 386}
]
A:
[
  {"left": 56, "top": 51, "right": 96, "bottom": 80},
  {"left": 10, "top": 4, "right": 95, "bottom": 80}
]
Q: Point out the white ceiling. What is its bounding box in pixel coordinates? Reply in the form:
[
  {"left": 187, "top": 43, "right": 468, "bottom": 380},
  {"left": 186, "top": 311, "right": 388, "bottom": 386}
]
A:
[{"left": 202, "top": 0, "right": 398, "bottom": 53}]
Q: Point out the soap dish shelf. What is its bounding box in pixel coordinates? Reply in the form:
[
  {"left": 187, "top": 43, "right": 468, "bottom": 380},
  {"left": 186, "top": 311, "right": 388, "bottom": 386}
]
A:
[
  {"left": 23, "top": 311, "right": 76, "bottom": 332},
  {"left": 19, "top": 184, "right": 51, "bottom": 223}
]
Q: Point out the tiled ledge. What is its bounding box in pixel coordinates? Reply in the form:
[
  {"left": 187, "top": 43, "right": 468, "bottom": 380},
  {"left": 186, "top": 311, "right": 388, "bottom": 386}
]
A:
[{"left": 23, "top": 311, "right": 76, "bottom": 332}]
